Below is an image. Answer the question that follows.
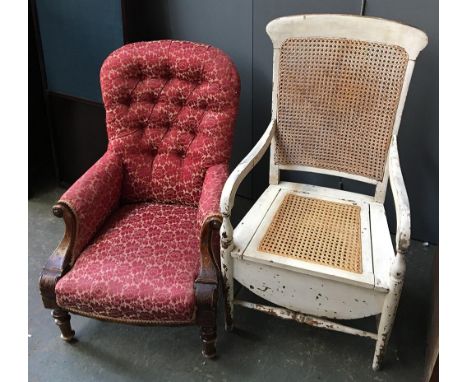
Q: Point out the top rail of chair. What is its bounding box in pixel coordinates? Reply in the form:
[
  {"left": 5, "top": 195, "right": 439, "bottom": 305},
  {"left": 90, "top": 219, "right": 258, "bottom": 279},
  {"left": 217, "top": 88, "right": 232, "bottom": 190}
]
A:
[{"left": 266, "top": 14, "right": 428, "bottom": 59}]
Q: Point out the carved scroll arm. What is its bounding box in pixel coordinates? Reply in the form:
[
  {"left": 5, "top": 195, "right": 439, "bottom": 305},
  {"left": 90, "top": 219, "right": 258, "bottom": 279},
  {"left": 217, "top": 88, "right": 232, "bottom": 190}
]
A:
[
  {"left": 39, "top": 203, "right": 76, "bottom": 309},
  {"left": 195, "top": 215, "right": 222, "bottom": 327}
]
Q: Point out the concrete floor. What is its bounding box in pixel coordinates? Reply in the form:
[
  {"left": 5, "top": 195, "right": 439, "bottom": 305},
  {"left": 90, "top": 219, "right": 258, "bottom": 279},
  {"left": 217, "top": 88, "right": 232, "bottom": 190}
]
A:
[{"left": 29, "top": 184, "right": 436, "bottom": 382}]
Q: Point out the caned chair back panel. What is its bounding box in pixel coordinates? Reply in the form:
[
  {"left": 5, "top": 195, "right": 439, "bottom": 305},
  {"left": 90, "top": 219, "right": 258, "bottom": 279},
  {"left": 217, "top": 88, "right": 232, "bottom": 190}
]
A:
[{"left": 266, "top": 15, "right": 427, "bottom": 187}]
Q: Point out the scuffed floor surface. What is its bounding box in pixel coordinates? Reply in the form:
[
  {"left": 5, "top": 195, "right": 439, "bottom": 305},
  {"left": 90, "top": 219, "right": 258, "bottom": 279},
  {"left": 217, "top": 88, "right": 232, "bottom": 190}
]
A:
[{"left": 29, "top": 184, "right": 436, "bottom": 382}]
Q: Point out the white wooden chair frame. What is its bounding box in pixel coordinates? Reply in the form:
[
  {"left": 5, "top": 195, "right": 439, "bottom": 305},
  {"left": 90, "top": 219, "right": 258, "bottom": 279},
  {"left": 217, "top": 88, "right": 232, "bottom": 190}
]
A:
[{"left": 220, "top": 15, "right": 427, "bottom": 370}]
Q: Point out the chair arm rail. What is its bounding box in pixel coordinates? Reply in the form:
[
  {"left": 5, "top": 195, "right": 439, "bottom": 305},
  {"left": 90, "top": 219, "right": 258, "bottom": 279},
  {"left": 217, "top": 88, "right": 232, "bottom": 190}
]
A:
[
  {"left": 388, "top": 136, "right": 411, "bottom": 254},
  {"left": 196, "top": 215, "right": 223, "bottom": 284},
  {"left": 195, "top": 215, "right": 222, "bottom": 337},
  {"left": 220, "top": 119, "right": 276, "bottom": 216},
  {"left": 39, "top": 203, "right": 77, "bottom": 309},
  {"left": 197, "top": 164, "right": 230, "bottom": 230},
  {"left": 58, "top": 152, "right": 123, "bottom": 262}
]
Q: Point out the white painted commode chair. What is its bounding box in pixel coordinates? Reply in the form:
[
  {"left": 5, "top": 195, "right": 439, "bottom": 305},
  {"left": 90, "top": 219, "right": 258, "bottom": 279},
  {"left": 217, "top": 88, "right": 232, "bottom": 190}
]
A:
[{"left": 220, "top": 15, "right": 427, "bottom": 370}]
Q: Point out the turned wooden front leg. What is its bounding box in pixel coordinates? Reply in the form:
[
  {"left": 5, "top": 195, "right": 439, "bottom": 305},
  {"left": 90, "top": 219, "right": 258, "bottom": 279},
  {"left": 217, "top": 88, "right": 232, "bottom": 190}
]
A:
[
  {"left": 195, "top": 282, "right": 218, "bottom": 359},
  {"left": 52, "top": 308, "right": 75, "bottom": 341},
  {"left": 200, "top": 326, "right": 217, "bottom": 358}
]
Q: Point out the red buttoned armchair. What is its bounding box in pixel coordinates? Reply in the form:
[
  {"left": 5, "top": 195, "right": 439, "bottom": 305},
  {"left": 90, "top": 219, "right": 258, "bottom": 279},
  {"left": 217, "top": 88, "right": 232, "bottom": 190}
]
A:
[{"left": 39, "top": 40, "right": 240, "bottom": 358}]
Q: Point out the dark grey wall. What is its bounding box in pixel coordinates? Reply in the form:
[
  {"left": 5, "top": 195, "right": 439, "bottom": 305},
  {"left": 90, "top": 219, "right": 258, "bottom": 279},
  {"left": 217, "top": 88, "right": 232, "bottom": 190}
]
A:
[
  {"left": 365, "top": 0, "right": 439, "bottom": 244},
  {"left": 35, "top": 0, "right": 123, "bottom": 102}
]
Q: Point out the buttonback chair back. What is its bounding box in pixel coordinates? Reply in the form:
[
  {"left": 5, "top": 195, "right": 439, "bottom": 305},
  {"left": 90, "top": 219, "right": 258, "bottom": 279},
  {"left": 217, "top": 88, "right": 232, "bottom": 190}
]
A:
[
  {"left": 220, "top": 15, "right": 427, "bottom": 371},
  {"left": 102, "top": 40, "right": 239, "bottom": 207},
  {"left": 39, "top": 40, "right": 240, "bottom": 359}
]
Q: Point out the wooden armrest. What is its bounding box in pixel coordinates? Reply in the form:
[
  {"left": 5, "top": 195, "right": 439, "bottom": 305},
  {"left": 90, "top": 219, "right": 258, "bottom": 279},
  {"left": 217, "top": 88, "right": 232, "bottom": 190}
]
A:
[
  {"left": 220, "top": 119, "right": 276, "bottom": 217},
  {"left": 39, "top": 203, "right": 77, "bottom": 309},
  {"left": 59, "top": 151, "right": 123, "bottom": 258},
  {"left": 195, "top": 215, "right": 222, "bottom": 329},
  {"left": 388, "top": 137, "right": 411, "bottom": 254},
  {"left": 196, "top": 215, "right": 223, "bottom": 285}
]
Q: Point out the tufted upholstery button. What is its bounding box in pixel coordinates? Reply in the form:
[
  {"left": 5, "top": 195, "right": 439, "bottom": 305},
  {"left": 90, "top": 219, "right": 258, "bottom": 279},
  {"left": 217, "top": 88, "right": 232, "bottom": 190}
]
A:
[
  {"left": 198, "top": 99, "right": 208, "bottom": 110},
  {"left": 177, "top": 97, "right": 186, "bottom": 107},
  {"left": 175, "top": 147, "right": 186, "bottom": 158},
  {"left": 187, "top": 125, "right": 197, "bottom": 135},
  {"left": 121, "top": 95, "right": 132, "bottom": 107},
  {"left": 162, "top": 120, "right": 171, "bottom": 130},
  {"left": 161, "top": 69, "right": 172, "bottom": 81},
  {"left": 135, "top": 70, "right": 145, "bottom": 81},
  {"left": 193, "top": 72, "right": 204, "bottom": 85},
  {"left": 149, "top": 94, "right": 159, "bottom": 104}
]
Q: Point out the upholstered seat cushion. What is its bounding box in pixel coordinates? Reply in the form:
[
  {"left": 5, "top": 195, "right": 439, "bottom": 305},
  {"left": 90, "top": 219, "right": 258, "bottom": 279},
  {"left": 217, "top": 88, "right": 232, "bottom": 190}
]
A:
[{"left": 56, "top": 202, "right": 200, "bottom": 324}]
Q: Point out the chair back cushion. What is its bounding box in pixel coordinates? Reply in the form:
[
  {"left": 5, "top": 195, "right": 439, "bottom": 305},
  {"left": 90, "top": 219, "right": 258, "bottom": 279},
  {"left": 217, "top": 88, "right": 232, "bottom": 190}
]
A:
[{"left": 101, "top": 40, "right": 240, "bottom": 206}]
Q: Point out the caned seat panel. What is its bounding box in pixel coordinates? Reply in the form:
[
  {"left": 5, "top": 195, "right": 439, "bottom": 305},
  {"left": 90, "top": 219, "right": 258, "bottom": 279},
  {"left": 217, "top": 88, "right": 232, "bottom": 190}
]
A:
[
  {"left": 232, "top": 182, "right": 394, "bottom": 290},
  {"left": 258, "top": 193, "right": 362, "bottom": 273}
]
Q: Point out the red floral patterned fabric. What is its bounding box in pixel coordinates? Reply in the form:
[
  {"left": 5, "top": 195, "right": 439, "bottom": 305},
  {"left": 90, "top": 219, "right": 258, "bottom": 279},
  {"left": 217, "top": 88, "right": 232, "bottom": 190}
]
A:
[
  {"left": 56, "top": 202, "right": 200, "bottom": 323},
  {"left": 55, "top": 40, "right": 239, "bottom": 323},
  {"left": 102, "top": 40, "right": 240, "bottom": 206},
  {"left": 59, "top": 151, "right": 123, "bottom": 260},
  {"left": 197, "top": 164, "right": 229, "bottom": 228}
]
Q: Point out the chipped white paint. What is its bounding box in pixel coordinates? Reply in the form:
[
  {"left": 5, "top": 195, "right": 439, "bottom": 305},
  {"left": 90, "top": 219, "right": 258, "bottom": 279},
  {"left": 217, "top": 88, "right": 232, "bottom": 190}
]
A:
[
  {"left": 234, "top": 300, "right": 378, "bottom": 340},
  {"left": 375, "top": 61, "right": 416, "bottom": 203},
  {"left": 220, "top": 14, "right": 425, "bottom": 370},
  {"left": 269, "top": 47, "right": 280, "bottom": 185},
  {"left": 279, "top": 181, "right": 375, "bottom": 204},
  {"left": 388, "top": 137, "right": 411, "bottom": 253},
  {"left": 231, "top": 186, "right": 281, "bottom": 259},
  {"left": 220, "top": 216, "right": 234, "bottom": 330},
  {"left": 370, "top": 136, "right": 411, "bottom": 371},
  {"left": 233, "top": 259, "right": 384, "bottom": 320},
  {"left": 372, "top": 252, "right": 406, "bottom": 371},
  {"left": 369, "top": 203, "right": 395, "bottom": 292},
  {"left": 220, "top": 119, "right": 276, "bottom": 216},
  {"left": 266, "top": 14, "right": 428, "bottom": 59},
  {"left": 277, "top": 164, "right": 379, "bottom": 185}
]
